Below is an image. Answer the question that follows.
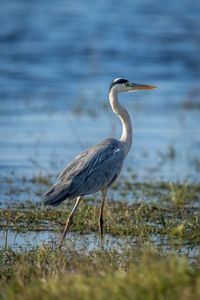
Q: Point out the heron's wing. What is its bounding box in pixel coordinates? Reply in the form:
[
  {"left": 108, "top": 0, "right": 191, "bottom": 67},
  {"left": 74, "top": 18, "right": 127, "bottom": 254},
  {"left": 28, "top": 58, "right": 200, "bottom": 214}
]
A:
[
  {"left": 57, "top": 149, "right": 91, "bottom": 181},
  {"left": 43, "top": 139, "right": 125, "bottom": 206},
  {"left": 81, "top": 145, "right": 125, "bottom": 194}
]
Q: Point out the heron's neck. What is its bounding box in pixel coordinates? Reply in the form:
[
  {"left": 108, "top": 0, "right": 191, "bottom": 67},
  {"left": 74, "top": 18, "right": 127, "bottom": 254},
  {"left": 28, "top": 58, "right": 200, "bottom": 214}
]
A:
[{"left": 109, "top": 90, "right": 132, "bottom": 156}]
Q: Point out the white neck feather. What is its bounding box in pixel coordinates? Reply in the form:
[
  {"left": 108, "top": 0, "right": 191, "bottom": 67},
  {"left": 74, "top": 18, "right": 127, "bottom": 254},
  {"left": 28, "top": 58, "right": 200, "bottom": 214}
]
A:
[{"left": 109, "top": 89, "right": 132, "bottom": 156}]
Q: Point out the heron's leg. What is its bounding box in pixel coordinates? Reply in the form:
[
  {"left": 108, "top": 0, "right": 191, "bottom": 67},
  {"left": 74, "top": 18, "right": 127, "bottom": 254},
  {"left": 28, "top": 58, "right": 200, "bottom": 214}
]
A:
[
  {"left": 99, "top": 187, "right": 108, "bottom": 249},
  {"left": 59, "top": 196, "right": 83, "bottom": 247}
]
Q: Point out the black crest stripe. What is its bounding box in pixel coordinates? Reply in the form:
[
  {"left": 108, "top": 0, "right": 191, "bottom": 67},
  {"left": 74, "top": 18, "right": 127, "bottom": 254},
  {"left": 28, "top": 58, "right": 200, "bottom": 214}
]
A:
[{"left": 109, "top": 78, "right": 129, "bottom": 92}]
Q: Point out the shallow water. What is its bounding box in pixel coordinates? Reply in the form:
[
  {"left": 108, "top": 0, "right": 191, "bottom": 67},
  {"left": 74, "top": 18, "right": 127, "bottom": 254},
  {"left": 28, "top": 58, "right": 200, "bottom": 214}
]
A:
[
  {"left": 1, "top": 230, "right": 199, "bottom": 263},
  {"left": 0, "top": 0, "right": 200, "bottom": 206}
]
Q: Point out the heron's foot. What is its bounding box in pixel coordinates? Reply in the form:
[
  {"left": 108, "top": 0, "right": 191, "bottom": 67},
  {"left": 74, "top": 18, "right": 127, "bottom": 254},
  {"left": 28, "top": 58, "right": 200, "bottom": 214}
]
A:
[
  {"left": 58, "top": 240, "right": 64, "bottom": 249},
  {"left": 99, "top": 216, "right": 104, "bottom": 249},
  {"left": 58, "top": 215, "right": 74, "bottom": 249},
  {"left": 100, "top": 238, "right": 104, "bottom": 249},
  {"left": 63, "top": 216, "right": 73, "bottom": 237}
]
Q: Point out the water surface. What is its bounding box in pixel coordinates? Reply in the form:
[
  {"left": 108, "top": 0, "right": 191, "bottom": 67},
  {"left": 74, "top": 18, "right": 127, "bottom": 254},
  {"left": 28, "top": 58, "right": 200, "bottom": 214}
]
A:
[{"left": 0, "top": 0, "right": 200, "bottom": 206}]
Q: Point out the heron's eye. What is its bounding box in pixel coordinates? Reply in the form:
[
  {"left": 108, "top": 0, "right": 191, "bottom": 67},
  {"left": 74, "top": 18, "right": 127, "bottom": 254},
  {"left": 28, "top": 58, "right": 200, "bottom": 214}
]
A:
[{"left": 125, "top": 82, "right": 132, "bottom": 87}]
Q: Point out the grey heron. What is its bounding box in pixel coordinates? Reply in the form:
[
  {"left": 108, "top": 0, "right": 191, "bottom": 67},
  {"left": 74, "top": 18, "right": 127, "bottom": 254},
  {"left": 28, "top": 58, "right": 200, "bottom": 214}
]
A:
[{"left": 43, "top": 78, "right": 156, "bottom": 248}]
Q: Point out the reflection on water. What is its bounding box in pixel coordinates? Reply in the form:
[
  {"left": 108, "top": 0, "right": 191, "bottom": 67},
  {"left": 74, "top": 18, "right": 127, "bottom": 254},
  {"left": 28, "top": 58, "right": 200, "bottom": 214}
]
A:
[{"left": 0, "top": 0, "right": 200, "bottom": 206}]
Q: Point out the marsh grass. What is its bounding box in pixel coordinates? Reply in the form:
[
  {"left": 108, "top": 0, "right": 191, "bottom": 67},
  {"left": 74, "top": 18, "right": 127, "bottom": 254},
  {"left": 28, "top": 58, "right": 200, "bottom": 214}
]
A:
[
  {"left": 1, "top": 182, "right": 200, "bottom": 248},
  {"left": 0, "top": 244, "right": 200, "bottom": 300},
  {"left": 1, "top": 200, "right": 200, "bottom": 243},
  {"left": 0, "top": 180, "right": 200, "bottom": 299},
  {"left": 30, "top": 172, "right": 53, "bottom": 186}
]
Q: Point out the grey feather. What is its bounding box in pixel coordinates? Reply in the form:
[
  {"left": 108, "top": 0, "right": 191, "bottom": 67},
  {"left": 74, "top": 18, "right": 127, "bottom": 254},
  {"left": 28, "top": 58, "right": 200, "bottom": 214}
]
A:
[{"left": 43, "top": 138, "right": 125, "bottom": 206}]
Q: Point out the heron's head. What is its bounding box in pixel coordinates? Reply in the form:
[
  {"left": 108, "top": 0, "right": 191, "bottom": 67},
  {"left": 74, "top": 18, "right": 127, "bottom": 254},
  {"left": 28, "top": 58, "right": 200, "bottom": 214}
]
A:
[{"left": 109, "top": 78, "right": 157, "bottom": 94}]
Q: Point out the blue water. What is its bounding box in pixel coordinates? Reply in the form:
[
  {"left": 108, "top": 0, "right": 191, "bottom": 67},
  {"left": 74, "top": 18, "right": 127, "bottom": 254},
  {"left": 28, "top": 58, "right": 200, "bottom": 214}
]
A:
[{"left": 0, "top": 0, "right": 200, "bottom": 205}]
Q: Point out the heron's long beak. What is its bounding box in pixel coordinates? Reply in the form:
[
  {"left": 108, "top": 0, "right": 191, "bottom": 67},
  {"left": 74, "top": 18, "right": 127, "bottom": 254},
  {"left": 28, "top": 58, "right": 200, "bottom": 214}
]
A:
[{"left": 129, "top": 83, "right": 157, "bottom": 91}]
